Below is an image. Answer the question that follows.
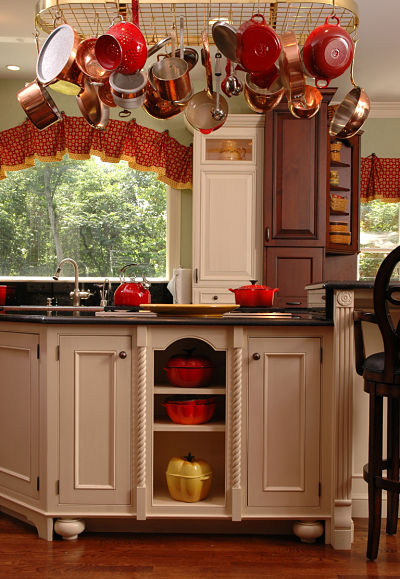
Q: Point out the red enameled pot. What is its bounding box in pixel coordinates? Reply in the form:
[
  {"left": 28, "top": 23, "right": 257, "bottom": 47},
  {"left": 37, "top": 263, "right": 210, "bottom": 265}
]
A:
[
  {"left": 162, "top": 395, "right": 216, "bottom": 425},
  {"left": 164, "top": 349, "right": 213, "bottom": 388},
  {"left": 302, "top": 15, "right": 354, "bottom": 88},
  {"left": 229, "top": 280, "right": 279, "bottom": 307},
  {"left": 113, "top": 263, "right": 151, "bottom": 307},
  {"left": 236, "top": 14, "right": 281, "bottom": 73}
]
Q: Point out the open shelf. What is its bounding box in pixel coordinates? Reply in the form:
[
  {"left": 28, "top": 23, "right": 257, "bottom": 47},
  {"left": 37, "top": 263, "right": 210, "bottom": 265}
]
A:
[
  {"left": 330, "top": 185, "right": 350, "bottom": 192},
  {"left": 330, "top": 160, "right": 350, "bottom": 168},
  {"left": 153, "top": 420, "right": 225, "bottom": 432},
  {"left": 154, "top": 385, "right": 226, "bottom": 395},
  {"left": 330, "top": 210, "right": 349, "bottom": 216}
]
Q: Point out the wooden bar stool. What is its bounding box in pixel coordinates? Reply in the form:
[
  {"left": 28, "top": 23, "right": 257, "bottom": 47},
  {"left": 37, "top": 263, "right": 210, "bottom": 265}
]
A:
[{"left": 354, "top": 245, "right": 400, "bottom": 560}]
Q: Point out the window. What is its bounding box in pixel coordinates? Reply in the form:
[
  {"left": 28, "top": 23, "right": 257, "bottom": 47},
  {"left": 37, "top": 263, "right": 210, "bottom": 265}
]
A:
[
  {"left": 0, "top": 155, "right": 177, "bottom": 280},
  {"left": 359, "top": 200, "right": 400, "bottom": 280}
]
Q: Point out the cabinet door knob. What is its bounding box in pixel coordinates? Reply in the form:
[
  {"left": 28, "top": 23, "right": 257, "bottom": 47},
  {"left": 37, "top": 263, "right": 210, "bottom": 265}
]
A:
[
  {"left": 119, "top": 351, "right": 127, "bottom": 359},
  {"left": 252, "top": 353, "right": 261, "bottom": 360},
  {"left": 212, "top": 295, "right": 218, "bottom": 301}
]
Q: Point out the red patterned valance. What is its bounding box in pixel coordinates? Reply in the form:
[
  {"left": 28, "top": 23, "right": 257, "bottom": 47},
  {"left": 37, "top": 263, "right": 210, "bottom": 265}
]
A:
[
  {"left": 0, "top": 114, "right": 193, "bottom": 189},
  {"left": 361, "top": 154, "right": 400, "bottom": 202}
]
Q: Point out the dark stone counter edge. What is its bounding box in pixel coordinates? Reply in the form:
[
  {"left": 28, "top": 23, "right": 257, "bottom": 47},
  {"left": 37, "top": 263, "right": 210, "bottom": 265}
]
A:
[
  {"left": 0, "top": 314, "right": 333, "bottom": 327},
  {"left": 306, "top": 280, "right": 374, "bottom": 290}
]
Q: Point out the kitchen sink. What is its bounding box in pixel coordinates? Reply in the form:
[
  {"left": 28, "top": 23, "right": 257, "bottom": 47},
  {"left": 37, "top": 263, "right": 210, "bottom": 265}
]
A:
[{"left": 0, "top": 305, "right": 104, "bottom": 316}]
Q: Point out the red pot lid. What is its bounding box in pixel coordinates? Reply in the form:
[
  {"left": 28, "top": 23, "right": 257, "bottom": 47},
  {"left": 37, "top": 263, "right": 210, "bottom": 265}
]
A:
[
  {"left": 166, "top": 349, "right": 213, "bottom": 369},
  {"left": 236, "top": 280, "right": 273, "bottom": 291}
]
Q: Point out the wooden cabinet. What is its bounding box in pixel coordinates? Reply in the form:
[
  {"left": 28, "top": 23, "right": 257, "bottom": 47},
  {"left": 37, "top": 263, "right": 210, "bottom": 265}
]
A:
[
  {"left": 59, "top": 334, "right": 132, "bottom": 506},
  {"left": 247, "top": 336, "right": 321, "bottom": 508},
  {"left": 327, "top": 134, "right": 361, "bottom": 255},
  {"left": 0, "top": 331, "right": 39, "bottom": 499},
  {"left": 264, "top": 247, "right": 324, "bottom": 308},
  {"left": 263, "top": 90, "right": 335, "bottom": 305},
  {"left": 192, "top": 115, "right": 264, "bottom": 303}
]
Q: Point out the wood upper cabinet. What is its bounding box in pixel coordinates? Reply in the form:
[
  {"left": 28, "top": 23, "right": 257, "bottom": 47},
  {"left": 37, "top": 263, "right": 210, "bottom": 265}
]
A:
[
  {"left": 0, "top": 331, "right": 39, "bottom": 499},
  {"left": 263, "top": 93, "right": 334, "bottom": 246},
  {"left": 59, "top": 334, "right": 132, "bottom": 506}
]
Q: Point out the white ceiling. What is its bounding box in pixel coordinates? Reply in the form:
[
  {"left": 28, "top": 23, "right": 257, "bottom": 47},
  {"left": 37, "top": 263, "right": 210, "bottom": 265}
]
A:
[{"left": 1, "top": 0, "right": 399, "bottom": 105}]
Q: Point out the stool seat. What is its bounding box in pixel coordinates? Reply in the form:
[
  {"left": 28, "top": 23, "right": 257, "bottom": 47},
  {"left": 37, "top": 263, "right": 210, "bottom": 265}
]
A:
[{"left": 354, "top": 245, "right": 400, "bottom": 560}]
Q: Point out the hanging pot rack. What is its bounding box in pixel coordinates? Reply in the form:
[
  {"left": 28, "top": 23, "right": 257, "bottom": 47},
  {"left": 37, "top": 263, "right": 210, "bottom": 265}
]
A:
[{"left": 35, "top": 1, "right": 359, "bottom": 46}]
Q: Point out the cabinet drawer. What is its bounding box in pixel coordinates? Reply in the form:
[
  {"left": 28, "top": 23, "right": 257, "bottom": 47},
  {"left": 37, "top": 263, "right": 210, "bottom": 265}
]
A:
[{"left": 194, "top": 289, "right": 236, "bottom": 304}]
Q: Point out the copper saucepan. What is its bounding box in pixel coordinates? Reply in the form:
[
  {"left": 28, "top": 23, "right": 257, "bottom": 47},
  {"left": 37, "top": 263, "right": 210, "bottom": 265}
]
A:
[
  {"left": 76, "top": 79, "right": 110, "bottom": 129},
  {"left": 288, "top": 84, "right": 322, "bottom": 119},
  {"left": 329, "top": 40, "right": 370, "bottom": 139},
  {"left": 184, "top": 30, "right": 228, "bottom": 133},
  {"left": 17, "top": 80, "right": 62, "bottom": 130},
  {"left": 279, "top": 31, "right": 306, "bottom": 105},
  {"left": 143, "top": 66, "right": 185, "bottom": 120}
]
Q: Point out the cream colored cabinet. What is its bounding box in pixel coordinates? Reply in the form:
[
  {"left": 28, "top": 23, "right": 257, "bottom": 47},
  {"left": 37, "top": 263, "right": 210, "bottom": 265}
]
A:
[
  {"left": 59, "top": 334, "right": 132, "bottom": 506},
  {"left": 192, "top": 115, "right": 264, "bottom": 303},
  {"left": 0, "top": 331, "right": 39, "bottom": 499},
  {"left": 247, "top": 336, "right": 321, "bottom": 509}
]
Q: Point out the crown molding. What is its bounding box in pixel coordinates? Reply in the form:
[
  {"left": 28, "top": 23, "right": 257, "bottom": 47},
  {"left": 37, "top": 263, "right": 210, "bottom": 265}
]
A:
[{"left": 368, "top": 102, "right": 400, "bottom": 118}]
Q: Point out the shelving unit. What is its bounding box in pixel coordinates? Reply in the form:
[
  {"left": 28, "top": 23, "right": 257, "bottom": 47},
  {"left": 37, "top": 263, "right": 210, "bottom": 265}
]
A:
[
  {"left": 326, "top": 134, "right": 361, "bottom": 255},
  {"left": 151, "top": 337, "right": 227, "bottom": 513}
]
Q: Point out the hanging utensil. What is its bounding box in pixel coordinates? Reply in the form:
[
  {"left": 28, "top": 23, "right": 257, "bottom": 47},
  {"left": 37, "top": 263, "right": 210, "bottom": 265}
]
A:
[
  {"left": 211, "top": 53, "right": 225, "bottom": 121},
  {"left": 184, "top": 29, "right": 228, "bottom": 133},
  {"left": 17, "top": 80, "right": 62, "bottom": 131},
  {"left": 76, "top": 78, "right": 110, "bottom": 129},
  {"left": 236, "top": 14, "right": 281, "bottom": 73},
  {"left": 329, "top": 39, "right": 370, "bottom": 138},
  {"left": 279, "top": 31, "right": 306, "bottom": 105}
]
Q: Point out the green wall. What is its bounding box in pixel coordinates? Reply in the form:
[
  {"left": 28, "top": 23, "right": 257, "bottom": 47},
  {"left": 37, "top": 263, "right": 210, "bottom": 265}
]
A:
[{"left": 360, "top": 118, "right": 400, "bottom": 158}]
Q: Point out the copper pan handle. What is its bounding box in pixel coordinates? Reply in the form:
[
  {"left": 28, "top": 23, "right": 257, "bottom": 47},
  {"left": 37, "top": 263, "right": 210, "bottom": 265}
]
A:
[
  {"left": 202, "top": 29, "right": 213, "bottom": 96},
  {"left": 349, "top": 37, "right": 358, "bottom": 88}
]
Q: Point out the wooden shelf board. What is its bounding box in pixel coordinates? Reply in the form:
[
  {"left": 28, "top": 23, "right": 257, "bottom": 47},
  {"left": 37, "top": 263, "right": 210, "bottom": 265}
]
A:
[
  {"left": 154, "top": 386, "right": 226, "bottom": 395},
  {"left": 330, "top": 160, "right": 350, "bottom": 168},
  {"left": 152, "top": 489, "right": 226, "bottom": 509},
  {"left": 330, "top": 185, "right": 350, "bottom": 192},
  {"left": 330, "top": 210, "right": 349, "bottom": 216},
  {"left": 153, "top": 420, "right": 226, "bottom": 432}
]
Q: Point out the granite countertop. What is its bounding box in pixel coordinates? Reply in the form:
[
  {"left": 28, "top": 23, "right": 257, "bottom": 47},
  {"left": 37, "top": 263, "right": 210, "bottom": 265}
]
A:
[
  {"left": 0, "top": 309, "right": 332, "bottom": 326},
  {"left": 306, "top": 280, "right": 374, "bottom": 290}
]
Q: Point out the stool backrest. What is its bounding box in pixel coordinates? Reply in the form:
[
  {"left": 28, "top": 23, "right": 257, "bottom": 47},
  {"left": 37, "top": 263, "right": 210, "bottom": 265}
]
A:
[{"left": 373, "top": 244, "right": 400, "bottom": 381}]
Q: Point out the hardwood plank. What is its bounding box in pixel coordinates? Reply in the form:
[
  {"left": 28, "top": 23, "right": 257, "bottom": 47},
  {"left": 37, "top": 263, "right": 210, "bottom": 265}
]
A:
[{"left": 0, "top": 515, "right": 399, "bottom": 578}]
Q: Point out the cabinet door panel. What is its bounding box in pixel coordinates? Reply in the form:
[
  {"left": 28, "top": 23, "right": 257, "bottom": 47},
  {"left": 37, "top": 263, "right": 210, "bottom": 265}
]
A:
[
  {"left": 264, "top": 106, "right": 327, "bottom": 245},
  {"left": 59, "top": 335, "right": 131, "bottom": 505},
  {"left": 248, "top": 337, "right": 320, "bottom": 508},
  {"left": 198, "top": 170, "right": 256, "bottom": 282},
  {"left": 265, "top": 247, "right": 324, "bottom": 308},
  {"left": 0, "top": 332, "right": 39, "bottom": 498}
]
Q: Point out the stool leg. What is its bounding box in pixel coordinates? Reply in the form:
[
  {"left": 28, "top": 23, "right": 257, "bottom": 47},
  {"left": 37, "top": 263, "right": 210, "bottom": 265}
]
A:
[
  {"left": 367, "top": 388, "right": 383, "bottom": 561},
  {"left": 386, "top": 397, "right": 399, "bottom": 535}
]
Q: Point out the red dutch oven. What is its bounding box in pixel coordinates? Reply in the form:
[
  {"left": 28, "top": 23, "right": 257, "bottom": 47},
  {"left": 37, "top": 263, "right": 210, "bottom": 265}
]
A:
[
  {"left": 236, "top": 14, "right": 281, "bottom": 73},
  {"left": 113, "top": 264, "right": 151, "bottom": 307},
  {"left": 302, "top": 15, "right": 354, "bottom": 88},
  {"left": 164, "top": 349, "right": 214, "bottom": 388},
  {"left": 229, "top": 280, "right": 279, "bottom": 307}
]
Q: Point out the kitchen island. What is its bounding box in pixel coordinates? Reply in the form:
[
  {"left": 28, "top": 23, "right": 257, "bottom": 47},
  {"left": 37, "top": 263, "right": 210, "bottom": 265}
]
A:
[{"left": 0, "top": 301, "right": 355, "bottom": 549}]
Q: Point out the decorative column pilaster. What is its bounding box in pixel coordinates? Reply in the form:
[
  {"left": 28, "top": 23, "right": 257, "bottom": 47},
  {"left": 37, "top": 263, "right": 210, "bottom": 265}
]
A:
[
  {"left": 136, "top": 344, "right": 147, "bottom": 520},
  {"left": 231, "top": 328, "right": 243, "bottom": 521},
  {"left": 331, "top": 289, "right": 355, "bottom": 549}
]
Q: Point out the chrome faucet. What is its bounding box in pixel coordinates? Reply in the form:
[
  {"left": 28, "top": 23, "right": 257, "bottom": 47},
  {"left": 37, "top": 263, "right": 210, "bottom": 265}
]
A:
[{"left": 53, "top": 257, "right": 92, "bottom": 307}]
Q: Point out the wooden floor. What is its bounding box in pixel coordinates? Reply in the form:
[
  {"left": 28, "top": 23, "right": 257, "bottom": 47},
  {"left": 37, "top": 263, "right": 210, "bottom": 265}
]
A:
[{"left": 0, "top": 515, "right": 400, "bottom": 578}]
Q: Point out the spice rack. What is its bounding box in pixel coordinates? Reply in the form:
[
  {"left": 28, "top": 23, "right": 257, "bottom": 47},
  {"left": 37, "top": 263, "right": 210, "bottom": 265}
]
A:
[{"left": 326, "top": 134, "right": 360, "bottom": 255}]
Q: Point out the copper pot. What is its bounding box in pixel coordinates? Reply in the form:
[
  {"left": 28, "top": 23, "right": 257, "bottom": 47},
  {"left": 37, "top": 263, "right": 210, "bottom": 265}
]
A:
[
  {"left": 288, "top": 84, "right": 322, "bottom": 119},
  {"left": 36, "top": 24, "right": 81, "bottom": 87},
  {"left": 76, "top": 37, "right": 111, "bottom": 84},
  {"left": 143, "top": 67, "right": 185, "bottom": 120},
  {"left": 150, "top": 54, "right": 192, "bottom": 103},
  {"left": 76, "top": 79, "right": 110, "bottom": 129},
  {"left": 279, "top": 30, "right": 306, "bottom": 105},
  {"left": 244, "top": 74, "right": 284, "bottom": 113},
  {"left": 17, "top": 80, "right": 62, "bottom": 131}
]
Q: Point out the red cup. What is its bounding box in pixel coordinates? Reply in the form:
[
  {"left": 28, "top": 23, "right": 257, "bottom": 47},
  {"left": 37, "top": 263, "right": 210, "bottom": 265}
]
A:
[{"left": 0, "top": 286, "right": 6, "bottom": 305}]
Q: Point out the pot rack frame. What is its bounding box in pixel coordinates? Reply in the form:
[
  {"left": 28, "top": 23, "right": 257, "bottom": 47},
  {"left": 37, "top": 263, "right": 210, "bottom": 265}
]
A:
[{"left": 35, "top": 0, "right": 359, "bottom": 46}]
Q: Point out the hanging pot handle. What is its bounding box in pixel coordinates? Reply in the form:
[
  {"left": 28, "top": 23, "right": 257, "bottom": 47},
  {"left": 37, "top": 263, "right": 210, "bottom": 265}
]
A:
[
  {"left": 131, "top": 0, "right": 139, "bottom": 27},
  {"left": 349, "top": 37, "right": 358, "bottom": 88},
  {"left": 202, "top": 29, "right": 213, "bottom": 96}
]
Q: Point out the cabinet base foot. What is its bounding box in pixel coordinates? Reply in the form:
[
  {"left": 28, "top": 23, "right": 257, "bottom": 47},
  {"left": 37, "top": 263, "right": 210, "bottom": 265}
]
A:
[
  {"left": 292, "top": 520, "right": 324, "bottom": 543},
  {"left": 54, "top": 518, "right": 85, "bottom": 540}
]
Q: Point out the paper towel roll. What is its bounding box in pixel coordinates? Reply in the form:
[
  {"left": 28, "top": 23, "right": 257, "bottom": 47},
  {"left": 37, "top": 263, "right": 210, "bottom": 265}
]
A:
[{"left": 167, "top": 267, "right": 192, "bottom": 303}]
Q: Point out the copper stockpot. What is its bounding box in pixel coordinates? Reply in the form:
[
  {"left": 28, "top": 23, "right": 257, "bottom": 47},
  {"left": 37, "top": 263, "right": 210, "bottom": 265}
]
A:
[
  {"left": 17, "top": 80, "right": 62, "bottom": 130},
  {"left": 143, "top": 67, "right": 185, "bottom": 120}
]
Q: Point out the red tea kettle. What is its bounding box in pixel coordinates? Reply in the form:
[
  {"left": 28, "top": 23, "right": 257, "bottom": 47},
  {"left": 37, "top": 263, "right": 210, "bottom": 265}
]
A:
[{"left": 113, "top": 263, "right": 151, "bottom": 307}]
